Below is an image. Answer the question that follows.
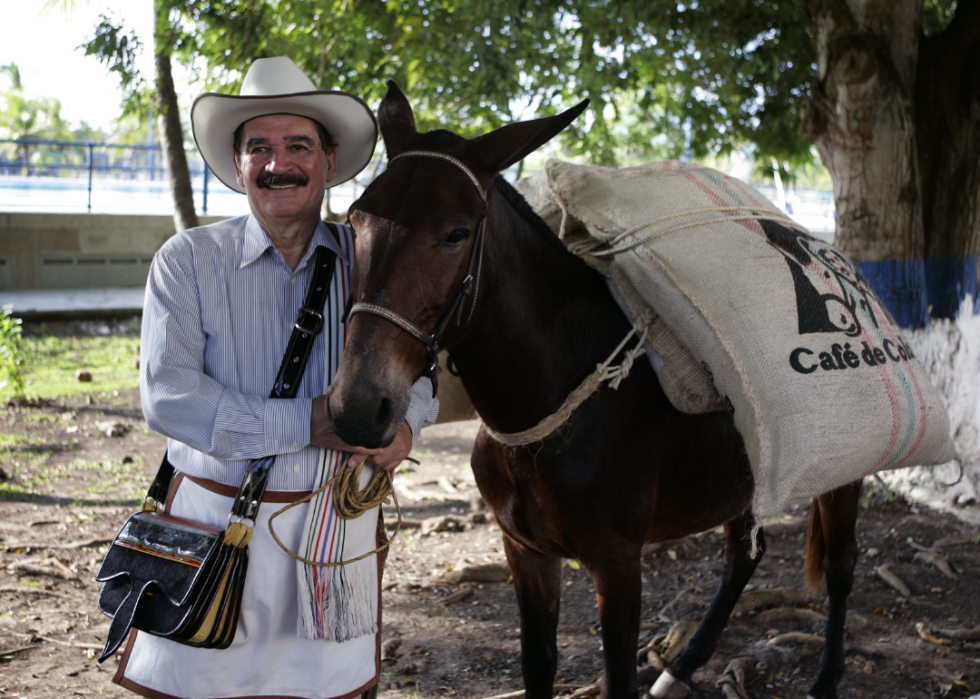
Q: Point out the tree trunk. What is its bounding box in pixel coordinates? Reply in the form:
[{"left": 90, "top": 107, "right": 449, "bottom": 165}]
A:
[
  {"left": 803, "top": 0, "right": 980, "bottom": 514},
  {"left": 915, "top": 0, "right": 980, "bottom": 319},
  {"left": 154, "top": 3, "right": 198, "bottom": 234},
  {"left": 802, "top": 0, "right": 926, "bottom": 326}
]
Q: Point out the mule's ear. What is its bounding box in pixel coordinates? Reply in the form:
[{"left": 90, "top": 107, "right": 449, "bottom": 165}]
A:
[
  {"left": 378, "top": 80, "right": 419, "bottom": 159},
  {"left": 469, "top": 99, "right": 590, "bottom": 174}
]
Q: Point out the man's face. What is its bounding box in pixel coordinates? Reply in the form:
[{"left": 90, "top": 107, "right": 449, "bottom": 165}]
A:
[{"left": 234, "top": 114, "right": 338, "bottom": 225}]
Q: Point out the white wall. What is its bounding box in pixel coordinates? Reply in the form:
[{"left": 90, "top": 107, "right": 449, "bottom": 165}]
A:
[{"left": 883, "top": 301, "right": 980, "bottom": 524}]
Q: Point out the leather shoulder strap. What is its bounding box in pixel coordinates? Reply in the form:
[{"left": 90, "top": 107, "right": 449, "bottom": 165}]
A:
[{"left": 270, "top": 244, "right": 338, "bottom": 398}]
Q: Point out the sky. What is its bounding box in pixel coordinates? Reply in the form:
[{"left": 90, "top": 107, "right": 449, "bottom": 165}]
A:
[{"left": 0, "top": 1, "right": 157, "bottom": 133}]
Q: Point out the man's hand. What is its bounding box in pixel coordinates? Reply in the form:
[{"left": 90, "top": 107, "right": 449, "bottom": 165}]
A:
[
  {"left": 310, "top": 395, "right": 413, "bottom": 471},
  {"left": 310, "top": 395, "right": 382, "bottom": 460},
  {"left": 359, "top": 420, "right": 413, "bottom": 471}
]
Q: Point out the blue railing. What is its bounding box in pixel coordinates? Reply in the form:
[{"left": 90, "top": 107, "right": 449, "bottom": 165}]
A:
[
  {"left": 0, "top": 138, "right": 214, "bottom": 213},
  {"left": 0, "top": 137, "right": 379, "bottom": 218}
]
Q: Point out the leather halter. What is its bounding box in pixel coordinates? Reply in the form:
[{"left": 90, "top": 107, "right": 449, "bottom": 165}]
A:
[{"left": 347, "top": 150, "right": 488, "bottom": 397}]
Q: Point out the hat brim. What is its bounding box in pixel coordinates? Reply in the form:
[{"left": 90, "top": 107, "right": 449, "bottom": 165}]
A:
[{"left": 191, "top": 91, "right": 378, "bottom": 194}]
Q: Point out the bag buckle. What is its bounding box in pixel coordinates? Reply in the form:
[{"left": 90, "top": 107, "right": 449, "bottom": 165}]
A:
[{"left": 294, "top": 307, "right": 324, "bottom": 335}]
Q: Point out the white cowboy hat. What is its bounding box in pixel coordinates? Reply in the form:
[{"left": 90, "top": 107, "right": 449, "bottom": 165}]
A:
[{"left": 191, "top": 56, "right": 378, "bottom": 193}]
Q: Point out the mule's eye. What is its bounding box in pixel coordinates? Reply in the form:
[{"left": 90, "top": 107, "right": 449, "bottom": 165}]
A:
[{"left": 444, "top": 228, "right": 470, "bottom": 246}]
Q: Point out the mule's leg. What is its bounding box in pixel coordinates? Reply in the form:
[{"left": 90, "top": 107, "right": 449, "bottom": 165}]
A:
[
  {"left": 806, "top": 480, "right": 862, "bottom": 699},
  {"left": 588, "top": 554, "right": 642, "bottom": 699},
  {"left": 652, "top": 512, "right": 765, "bottom": 699},
  {"left": 503, "top": 536, "right": 563, "bottom": 699}
]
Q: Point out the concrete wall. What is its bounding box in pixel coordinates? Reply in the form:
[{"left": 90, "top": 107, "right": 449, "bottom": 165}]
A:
[{"left": 0, "top": 213, "right": 227, "bottom": 291}]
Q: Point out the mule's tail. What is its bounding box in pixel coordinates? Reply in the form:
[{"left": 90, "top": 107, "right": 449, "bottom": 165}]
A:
[{"left": 805, "top": 496, "right": 825, "bottom": 594}]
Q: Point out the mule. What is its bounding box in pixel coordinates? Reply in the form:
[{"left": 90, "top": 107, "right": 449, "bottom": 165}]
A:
[{"left": 328, "top": 81, "right": 862, "bottom": 699}]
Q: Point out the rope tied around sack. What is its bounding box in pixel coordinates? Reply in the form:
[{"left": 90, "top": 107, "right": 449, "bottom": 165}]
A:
[
  {"left": 485, "top": 324, "right": 650, "bottom": 447},
  {"left": 269, "top": 455, "right": 414, "bottom": 567},
  {"left": 565, "top": 206, "right": 805, "bottom": 259}
]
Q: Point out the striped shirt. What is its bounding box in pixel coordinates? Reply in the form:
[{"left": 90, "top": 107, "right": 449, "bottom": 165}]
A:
[{"left": 140, "top": 215, "right": 439, "bottom": 491}]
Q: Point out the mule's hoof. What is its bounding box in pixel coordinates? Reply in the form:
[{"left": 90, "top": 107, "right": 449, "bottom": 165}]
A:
[{"left": 649, "top": 671, "right": 691, "bottom": 699}]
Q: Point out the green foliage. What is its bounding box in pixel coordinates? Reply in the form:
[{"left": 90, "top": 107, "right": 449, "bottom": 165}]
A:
[
  {"left": 922, "top": 0, "right": 958, "bottom": 36},
  {"left": 72, "top": 0, "right": 957, "bottom": 171},
  {"left": 135, "top": 0, "right": 820, "bottom": 166},
  {"left": 0, "top": 62, "right": 112, "bottom": 147},
  {"left": 0, "top": 63, "right": 73, "bottom": 141},
  {"left": 107, "top": 112, "right": 154, "bottom": 146},
  {"left": 83, "top": 15, "right": 144, "bottom": 92},
  {"left": 81, "top": 14, "right": 153, "bottom": 122},
  {"left": 0, "top": 306, "right": 26, "bottom": 399}
]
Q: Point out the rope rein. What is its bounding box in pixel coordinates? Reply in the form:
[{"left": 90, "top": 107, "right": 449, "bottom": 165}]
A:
[
  {"left": 268, "top": 456, "right": 416, "bottom": 567},
  {"left": 484, "top": 324, "right": 650, "bottom": 447}
]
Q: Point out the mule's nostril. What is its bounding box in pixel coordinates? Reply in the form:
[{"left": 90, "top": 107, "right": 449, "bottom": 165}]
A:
[{"left": 375, "top": 397, "right": 393, "bottom": 428}]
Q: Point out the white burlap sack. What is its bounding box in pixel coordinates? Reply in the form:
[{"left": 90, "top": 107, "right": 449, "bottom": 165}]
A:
[{"left": 516, "top": 159, "right": 957, "bottom": 520}]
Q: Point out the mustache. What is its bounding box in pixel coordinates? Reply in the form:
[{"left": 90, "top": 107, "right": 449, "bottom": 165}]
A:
[{"left": 256, "top": 172, "right": 310, "bottom": 189}]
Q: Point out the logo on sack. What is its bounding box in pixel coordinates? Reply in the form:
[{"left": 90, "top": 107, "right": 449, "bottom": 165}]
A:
[
  {"left": 760, "top": 219, "right": 887, "bottom": 338},
  {"left": 757, "top": 220, "right": 914, "bottom": 375}
]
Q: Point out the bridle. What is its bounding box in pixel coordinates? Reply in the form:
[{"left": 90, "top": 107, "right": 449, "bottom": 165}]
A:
[{"left": 346, "top": 150, "right": 488, "bottom": 397}]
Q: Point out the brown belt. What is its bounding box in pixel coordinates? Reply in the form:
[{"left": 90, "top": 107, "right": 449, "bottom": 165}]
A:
[{"left": 171, "top": 472, "right": 313, "bottom": 506}]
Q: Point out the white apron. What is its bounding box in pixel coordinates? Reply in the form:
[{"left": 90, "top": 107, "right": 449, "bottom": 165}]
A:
[{"left": 114, "top": 474, "right": 380, "bottom": 699}]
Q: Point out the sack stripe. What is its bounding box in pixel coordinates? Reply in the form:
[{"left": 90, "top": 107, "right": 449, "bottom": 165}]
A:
[
  {"left": 866, "top": 322, "right": 929, "bottom": 474},
  {"left": 677, "top": 168, "right": 766, "bottom": 236}
]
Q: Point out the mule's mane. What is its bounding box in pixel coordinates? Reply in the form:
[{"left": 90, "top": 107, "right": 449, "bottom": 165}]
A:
[{"left": 493, "top": 176, "right": 583, "bottom": 265}]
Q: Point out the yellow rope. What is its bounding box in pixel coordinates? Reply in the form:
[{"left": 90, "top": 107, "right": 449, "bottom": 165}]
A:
[{"left": 268, "top": 455, "right": 412, "bottom": 567}]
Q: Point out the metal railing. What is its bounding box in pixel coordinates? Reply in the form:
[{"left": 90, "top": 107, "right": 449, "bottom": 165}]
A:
[{"left": 0, "top": 138, "right": 213, "bottom": 213}]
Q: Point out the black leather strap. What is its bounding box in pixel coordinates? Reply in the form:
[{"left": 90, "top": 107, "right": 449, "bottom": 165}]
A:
[
  {"left": 144, "top": 230, "right": 341, "bottom": 516},
  {"left": 271, "top": 242, "right": 338, "bottom": 398},
  {"left": 143, "top": 451, "right": 176, "bottom": 512}
]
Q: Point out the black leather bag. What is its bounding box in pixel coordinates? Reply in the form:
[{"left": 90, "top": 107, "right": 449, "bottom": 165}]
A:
[
  {"left": 96, "top": 504, "right": 242, "bottom": 658},
  {"left": 96, "top": 241, "right": 338, "bottom": 662}
]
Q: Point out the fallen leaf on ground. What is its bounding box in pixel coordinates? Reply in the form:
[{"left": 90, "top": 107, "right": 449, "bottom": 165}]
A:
[
  {"left": 913, "top": 550, "right": 958, "bottom": 580},
  {"left": 875, "top": 563, "right": 912, "bottom": 597},
  {"left": 767, "top": 632, "right": 825, "bottom": 648},
  {"left": 915, "top": 622, "right": 952, "bottom": 645},
  {"left": 733, "top": 588, "right": 806, "bottom": 614}
]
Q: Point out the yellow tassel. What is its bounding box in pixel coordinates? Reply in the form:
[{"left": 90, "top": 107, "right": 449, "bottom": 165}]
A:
[{"left": 223, "top": 521, "right": 253, "bottom": 548}]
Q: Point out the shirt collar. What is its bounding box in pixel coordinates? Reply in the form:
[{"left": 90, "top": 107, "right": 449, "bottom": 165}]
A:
[{"left": 241, "top": 215, "right": 349, "bottom": 269}]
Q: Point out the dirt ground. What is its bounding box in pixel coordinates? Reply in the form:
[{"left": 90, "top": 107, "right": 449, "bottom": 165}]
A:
[{"left": 1, "top": 329, "right": 979, "bottom": 699}]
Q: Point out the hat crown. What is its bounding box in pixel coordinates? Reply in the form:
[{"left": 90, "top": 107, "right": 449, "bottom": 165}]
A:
[{"left": 240, "top": 56, "right": 316, "bottom": 97}]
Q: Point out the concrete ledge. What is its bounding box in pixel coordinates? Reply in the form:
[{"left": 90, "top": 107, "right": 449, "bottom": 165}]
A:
[{"left": 0, "top": 287, "right": 144, "bottom": 321}]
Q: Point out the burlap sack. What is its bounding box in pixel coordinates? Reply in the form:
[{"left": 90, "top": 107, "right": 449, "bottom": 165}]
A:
[{"left": 516, "top": 159, "right": 957, "bottom": 519}]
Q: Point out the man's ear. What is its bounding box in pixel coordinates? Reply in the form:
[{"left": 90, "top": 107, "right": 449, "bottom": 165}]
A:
[
  {"left": 234, "top": 152, "right": 245, "bottom": 189},
  {"left": 324, "top": 148, "right": 338, "bottom": 185}
]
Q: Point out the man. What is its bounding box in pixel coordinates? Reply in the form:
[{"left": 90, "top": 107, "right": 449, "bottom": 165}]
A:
[{"left": 117, "top": 56, "right": 438, "bottom": 699}]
